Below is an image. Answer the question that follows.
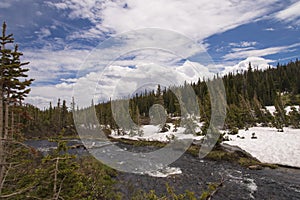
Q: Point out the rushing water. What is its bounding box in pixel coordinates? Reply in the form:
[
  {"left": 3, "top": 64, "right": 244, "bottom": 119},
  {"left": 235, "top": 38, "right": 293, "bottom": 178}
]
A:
[{"left": 26, "top": 140, "right": 300, "bottom": 200}]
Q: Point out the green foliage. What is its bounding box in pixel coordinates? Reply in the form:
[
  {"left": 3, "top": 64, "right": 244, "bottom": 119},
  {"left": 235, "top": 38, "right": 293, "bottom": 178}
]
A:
[
  {"left": 32, "top": 131, "right": 82, "bottom": 199},
  {"left": 77, "top": 156, "right": 122, "bottom": 200},
  {"left": 23, "top": 130, "right": 121, "bottom": 200},
  {"left": 0, "top": 143, "right": 41, "bottom": 199},
  {"left": 238, "top": 157, "right": 277, "bottom": 169},
  {"left": 132, "top": 183, "right": 197, "bottom": 200},
  {"left": 289, "top": 106, "right": 300, "bottom": 128},
  {"left": 200, "top": 182, "right": 220, "bottom": 200},
  {"left": 0, "top": 22, "right": 34, "bottom": 199}
]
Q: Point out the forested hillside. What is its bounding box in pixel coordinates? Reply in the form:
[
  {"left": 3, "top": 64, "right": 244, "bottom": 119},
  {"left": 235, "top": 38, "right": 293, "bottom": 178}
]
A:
[{"left": 22, "top": 60, "right": 300, "bottom": 138}]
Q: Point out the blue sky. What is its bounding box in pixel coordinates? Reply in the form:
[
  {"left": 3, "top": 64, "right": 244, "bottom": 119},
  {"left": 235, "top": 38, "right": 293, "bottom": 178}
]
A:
[{"left": 1, "top": 0, "right": 300, "bottom": 108}]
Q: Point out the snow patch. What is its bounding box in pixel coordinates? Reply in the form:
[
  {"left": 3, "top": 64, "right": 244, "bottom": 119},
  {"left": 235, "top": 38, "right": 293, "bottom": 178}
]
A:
[
  {"left": 111, "top": 123, "right": 203, "bottom": 142},
  {"left": 285, "top": 106, "right": 300, "bottom": 114},
  {"left": 224, "top": 127, "right": 300, "bottom": 168},
  {"left": 265, "top": 106, "right": 276, "bottom": 115},
  {"left": 265, "top": 105, "right": 299, "bottom": 115}
]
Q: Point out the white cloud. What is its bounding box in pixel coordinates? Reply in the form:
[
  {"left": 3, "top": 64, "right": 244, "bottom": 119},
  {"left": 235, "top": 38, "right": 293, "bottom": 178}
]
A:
[
  {"left": 22, "top": 0, "right": 298, "bottom": 109},
  {"left": 276, "top": 1, "right": 300, "bottom": 23},
  {"left": 35, "top": 28, "right": 51, "bottom": 39},
  {"left": 25, "top": 96, "right": 54, "bottom": 109},
  {"left": 66, "top": 28, "right": 210, "bottom": 78},
  {"left": 101, "top": 0, "right": 281, "bottom": 40},
  {"left": 0, "top": 1, "right": 11, "bottom": 8},
  {"left": 223, "top": 43, "right": 300, "bottom": 60},
  {"left": 26, "top": 85, "right": 73, "bottom": 109},
  {"left": 231, "top": 47, "right": 256, "bottom": 53},
  {"left": 25, "top": 55, "right": 275, "bottom": 109},
  {"left": 44, "top": 60, "right": 215, "bottom": 108},
  {"left": 23, "top": 49, "right": 89, "bottom": 84},
  {"left": 36, "top": 11, "right": 43, "bottom": 16},
  {"left": 221, "top": 57, "right": 274, "bottom": 75},
  {"left": 24, "top": 28, "right": 211, "bottom": 108},
  {"left": 48, "top": 2, "right": 69, "bottom": 10},
  {"left": 48, "top": 0, "right": 281, "bottom": 40},
  {"left": 264, "top": 27, "right": 275, "bottom": 31},
  {"left": 230, "top": 41, "right": 258, "bottom": 48}
]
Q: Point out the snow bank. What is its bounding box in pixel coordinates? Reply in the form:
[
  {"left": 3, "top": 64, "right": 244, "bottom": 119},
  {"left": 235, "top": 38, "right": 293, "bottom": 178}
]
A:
[
  {"left": 111, "top": 123, "right": 203, "bottom": 142},
  {"left": 224, "top": 127, "right": 300, "bottom": 168}
]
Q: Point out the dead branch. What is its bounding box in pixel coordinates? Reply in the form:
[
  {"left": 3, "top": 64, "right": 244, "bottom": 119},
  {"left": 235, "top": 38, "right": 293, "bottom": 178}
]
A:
[
  {"left": 207, "top": 176, "right": 225, "bottom": 200},
  {"left": 0, "top": 184, "right": 36, "bottom": 199}
]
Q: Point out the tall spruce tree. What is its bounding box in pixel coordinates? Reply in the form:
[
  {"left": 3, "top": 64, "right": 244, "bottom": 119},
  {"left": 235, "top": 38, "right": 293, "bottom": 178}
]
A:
[{"left": 0, "top": 22, "right": 34, "bottom": 196}]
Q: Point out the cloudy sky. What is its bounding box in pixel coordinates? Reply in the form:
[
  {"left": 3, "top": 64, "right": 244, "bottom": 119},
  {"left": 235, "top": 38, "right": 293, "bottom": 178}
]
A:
[{"left": 1, "top": 0, "right": 300, "bottom": 108}]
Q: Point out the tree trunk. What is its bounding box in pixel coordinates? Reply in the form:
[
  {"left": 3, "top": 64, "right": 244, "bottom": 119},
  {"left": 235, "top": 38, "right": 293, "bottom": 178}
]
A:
[
  {"left": 0, "top": 90, "right": 4, "bottom": 195},
  {"left": 4, "top": 102, "right": 8, "bottom": 140},
  {"left": 11, "top": 109, "right": 14, "bottom": 139},
  {"left": 53, "top": 157, "right": 59, "bottom": 199}
]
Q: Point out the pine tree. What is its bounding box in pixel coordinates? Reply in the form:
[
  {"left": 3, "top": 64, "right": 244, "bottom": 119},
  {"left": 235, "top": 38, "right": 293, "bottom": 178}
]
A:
[
  {"left": 273, "top": 94, "right": 286, "bottom": 130},
  {"left": 289, "top": 106, "right": 300, "bottom": 128},
  {"left": 0, "top": 22, "right": 34, "bottom": 196}
]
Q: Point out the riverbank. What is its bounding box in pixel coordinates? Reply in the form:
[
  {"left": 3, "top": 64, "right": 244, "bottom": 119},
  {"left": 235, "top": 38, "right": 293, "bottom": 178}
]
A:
[
  {"left": 24, "top": 137, "right": 300, "bottom": 199},
  {"left": 115, "top": 143, "right": 300, "bottom": 200}
]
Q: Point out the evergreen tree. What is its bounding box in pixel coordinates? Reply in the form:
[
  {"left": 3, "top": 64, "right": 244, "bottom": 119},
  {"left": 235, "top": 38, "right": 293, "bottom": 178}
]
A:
[
  {"left": 289, "top": 106, "right": 300, "bottom": 128},
  {"left": 0, "top": 22, "right": 34, "bottom": 197},
  {"left": 273, "top": 94, "right": 286, "bottom": 130}
]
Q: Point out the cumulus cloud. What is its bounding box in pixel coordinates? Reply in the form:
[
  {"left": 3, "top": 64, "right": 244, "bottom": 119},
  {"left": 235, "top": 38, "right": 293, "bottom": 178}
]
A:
[
  {"left": 221, "top": 57, "right": 274, "bottom": 75},
  {"left": 25, "top": 96, "right": 54, "bottom": 109},
  {"left": 23, "top": 49, "right": 89, "bottom": 84},
  {"left": 27, "top": 56, "right": 273, "bottom": 108},
  {"left": 26, "top": 85, "right": 73, "bottom": 109},
  {"left": 26, "top": 55, "right": 275, "bottom": 109},
  {"left": 70, "top": 60, "right": 216, "bottom": 107}
]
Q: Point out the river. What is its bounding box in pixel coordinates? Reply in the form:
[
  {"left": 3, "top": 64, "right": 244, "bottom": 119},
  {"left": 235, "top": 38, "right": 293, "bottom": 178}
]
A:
[{"left": 25, "top": 139, "right": 300, "bottom": 199}]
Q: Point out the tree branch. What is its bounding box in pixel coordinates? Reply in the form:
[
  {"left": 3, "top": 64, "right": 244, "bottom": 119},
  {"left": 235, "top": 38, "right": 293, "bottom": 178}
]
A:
[
  {"left": 207, "top": 176, "right": 225, "bottom": 200},
  {"left": 0, "top": 184, "right": 36, "bottom": 198},
  {"left": 55, "top": 176, "right": 66, "bottom": 200},
  {"left": 0, "top": 163, "right": 11, "bottom": 194}
]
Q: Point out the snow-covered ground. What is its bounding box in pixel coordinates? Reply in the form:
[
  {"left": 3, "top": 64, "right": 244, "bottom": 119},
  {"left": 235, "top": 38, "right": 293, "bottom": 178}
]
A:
[
  {"left": 110, "top": 123, "right": 204, "bottom": 142},
  {"left": 110, "top": 119, "right": 300, "bottom": 168},
  {"left": 223, "top": 127, "right": 300, "bottom": 168}
]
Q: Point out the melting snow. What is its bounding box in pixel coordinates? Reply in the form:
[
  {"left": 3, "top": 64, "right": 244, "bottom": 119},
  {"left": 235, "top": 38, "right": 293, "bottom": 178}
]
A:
[
  {"left": 111, "top": 123, "right": 203, "bottom": 142},
  {"left": 224, "top": 127, "right": 300, "bottom": 168},
  {"left": 265, "top": 105, "right": 299, "bottom": 115}
]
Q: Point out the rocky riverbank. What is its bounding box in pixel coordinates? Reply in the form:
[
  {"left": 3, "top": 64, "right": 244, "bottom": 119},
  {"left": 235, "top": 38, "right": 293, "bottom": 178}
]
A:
[{"left": 115, "top": 143, "right": 300, "bottom": 199}]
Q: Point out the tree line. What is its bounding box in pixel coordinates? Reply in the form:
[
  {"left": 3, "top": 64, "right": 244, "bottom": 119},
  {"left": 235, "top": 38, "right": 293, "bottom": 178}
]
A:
[{"left": 20, "top": 59, "right": 300, "bottom": 138}]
